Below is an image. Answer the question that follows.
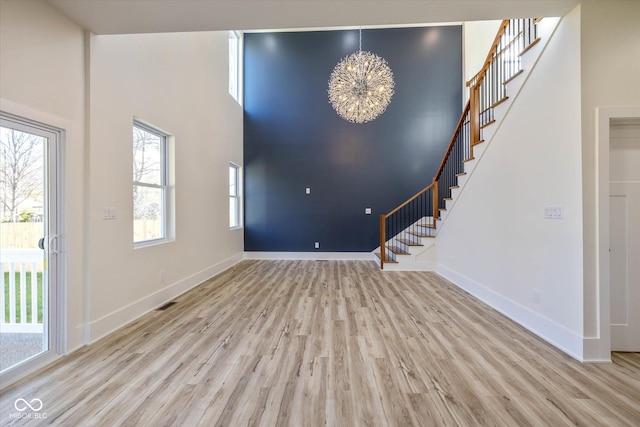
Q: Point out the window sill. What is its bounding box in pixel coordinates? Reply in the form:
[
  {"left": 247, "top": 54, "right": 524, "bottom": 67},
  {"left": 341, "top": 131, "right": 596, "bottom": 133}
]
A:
[{"left": 134, "top": 237, "right": 173, "bottom": 250}]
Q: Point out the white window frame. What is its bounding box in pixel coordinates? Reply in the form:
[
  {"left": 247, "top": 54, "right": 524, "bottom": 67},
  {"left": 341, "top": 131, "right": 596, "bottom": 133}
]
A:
[
  {"left": 229, "top": 162, "right": 242, "bottom": 229},
  {"left": 229, "top": 30, "right": 243, "bottom": 105},
  {"left": 133, "top": 120, "right": 169, "bottom": 247}
]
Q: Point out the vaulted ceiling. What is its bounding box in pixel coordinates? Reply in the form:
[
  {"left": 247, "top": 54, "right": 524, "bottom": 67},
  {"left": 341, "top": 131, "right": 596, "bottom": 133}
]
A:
[{"left": 46, "top": 0, "right": 582, "bottom": 34}]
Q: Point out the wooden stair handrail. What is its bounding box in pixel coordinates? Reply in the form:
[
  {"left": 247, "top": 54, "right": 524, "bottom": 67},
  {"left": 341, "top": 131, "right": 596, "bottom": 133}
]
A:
[
  {"left": 466, "top": 20, "right": 510, "bottom": 88},
  {"left": 435, "top": 100, "right": 470, "bottom": 182},
  {"left": 383, "top": 182, "right": 435, "bottom": 218}
]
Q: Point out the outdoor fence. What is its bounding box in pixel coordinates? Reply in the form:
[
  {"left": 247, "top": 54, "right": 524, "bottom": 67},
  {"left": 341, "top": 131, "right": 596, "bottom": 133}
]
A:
[
  {"left": 1, "top": 249, "right": 44, "bottom": 333},
  {"left": 1, "top": 222, "right": 43, "bottom": 249}
]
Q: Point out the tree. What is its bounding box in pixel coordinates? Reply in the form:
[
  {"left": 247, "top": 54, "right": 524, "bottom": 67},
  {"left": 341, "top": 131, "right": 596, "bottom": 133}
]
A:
[
  {"left": 0, "top": 128, "right": 43, "bottom": 222},
  {"left": 133, "top": 126, "right": 161, "bottom": 221}
]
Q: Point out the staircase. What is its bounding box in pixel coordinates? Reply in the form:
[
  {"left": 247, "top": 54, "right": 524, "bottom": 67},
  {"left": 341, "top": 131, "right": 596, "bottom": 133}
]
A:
[{"left": 375, "top": 17, "right": 561, "bottom": 270}]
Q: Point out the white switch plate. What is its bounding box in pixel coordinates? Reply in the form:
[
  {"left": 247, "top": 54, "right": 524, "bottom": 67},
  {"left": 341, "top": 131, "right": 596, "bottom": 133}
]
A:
[
  {"left": 305, "top": 187, "right": 311, "bottom": 194},
  {"left": 314, "top": 242, "right": 319, "bottom": 249},
  {"left": 101, "top": 207, "right": 116, "bottom": 220},
  {"left": 365, "top": 208, "right": 372, "bottom": 215},
  {"left": 544, "top": 205, "right": 563, "bottom": 219}
]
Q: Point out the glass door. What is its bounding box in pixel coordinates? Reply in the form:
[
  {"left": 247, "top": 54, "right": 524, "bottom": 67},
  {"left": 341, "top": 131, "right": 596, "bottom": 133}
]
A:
[{"left": 0, "top": 113, "right": 59, "bottom": 381}]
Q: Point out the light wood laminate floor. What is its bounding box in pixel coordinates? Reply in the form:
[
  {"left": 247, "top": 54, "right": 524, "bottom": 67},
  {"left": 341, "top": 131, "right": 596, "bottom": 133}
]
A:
[{"left": 1, "top": 260, "right": 639, "bottom": 426}]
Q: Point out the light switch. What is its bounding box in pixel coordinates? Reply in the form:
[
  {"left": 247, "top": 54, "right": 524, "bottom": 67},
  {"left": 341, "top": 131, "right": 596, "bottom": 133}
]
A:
[
  {"left": 365, "top": 208, "right": 372, "bottom": 215},
  {"left": 305, "top": 187, "right": 311, "bottom": 195},
  {"left": 101, "top": 207, "right": 116, "bottom": 220},
  {"left": 544, "top": 205, "right": 563, "bottom": 219}
]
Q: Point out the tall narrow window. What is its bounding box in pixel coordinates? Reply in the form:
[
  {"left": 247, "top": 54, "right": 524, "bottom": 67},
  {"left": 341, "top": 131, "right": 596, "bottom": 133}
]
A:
[
  {"left": 133, "top": 121, "right": 168, "bottom": 245},
  {"left": 229, "top": 163, "right": 241, "bottom": 228},
  {"left": 229, "top": 30, "right": 243, "bottom": 104}
]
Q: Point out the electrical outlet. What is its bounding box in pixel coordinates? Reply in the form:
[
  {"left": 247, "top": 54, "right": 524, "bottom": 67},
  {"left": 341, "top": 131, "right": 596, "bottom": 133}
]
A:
[
  {"left": 314, "top": 242, "right": 319, "bottom": 249},
  {"left": 306, "top": 187, "right": 311, "bottom": 195},
  {"left": 365, "top": 207, "right": 372, "bottom": 215}
]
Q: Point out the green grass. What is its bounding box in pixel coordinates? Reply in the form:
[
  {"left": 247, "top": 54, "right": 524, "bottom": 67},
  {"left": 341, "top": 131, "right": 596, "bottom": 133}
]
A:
[{"left": 3, "top": 272, "right": 43, "bottom": 323}]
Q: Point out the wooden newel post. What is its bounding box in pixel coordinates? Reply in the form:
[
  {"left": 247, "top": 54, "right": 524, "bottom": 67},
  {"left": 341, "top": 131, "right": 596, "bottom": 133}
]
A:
[
  {"left": 379, "top": 215, "right": 386, "bottom": 269},
  {"left": 470, "top": 84, "right": 481, "bottom": 153},
  {"left": 433, "top": 180, "right": 439, "bottom": 222}
]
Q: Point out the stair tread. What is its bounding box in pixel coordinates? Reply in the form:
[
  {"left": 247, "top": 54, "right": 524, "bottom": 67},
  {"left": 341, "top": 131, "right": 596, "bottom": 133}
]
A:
[
  {"left": 375, "top": 253, "right": 398, "bottom": 263},
  {"left": 491, "top": 97, "right": 509, "bottom": 108},
  {"left": 397, "top": 238, "right": 423, "bottom": 247},
  {"left": 480, "top": 119, "right": 496, "bottom": 129},
  {"left": 503, "top": 69, "right": 524, "bottom": 85},
  {"left": 416, "top": 224, "right": 436, "bottom": 229},
  {"left": 388, "top": 245, "right": 410, "bottom": 255},
  {"left": 408, "top": 231, "right": 435, "bottom": 238},
  {"left": 455, "top": 172, "right": 467, "bottom": 177},
  {"left": 519, "top": 37, "right": 541, "bottom": 56}
]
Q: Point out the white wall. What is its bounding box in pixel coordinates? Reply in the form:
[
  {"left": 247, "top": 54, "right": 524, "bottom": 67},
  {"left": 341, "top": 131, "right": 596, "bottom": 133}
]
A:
[
  {"left": 0, "top": 0, "right": 86, "bottom": 350},
  {"left": 580, "top": 1, "right": 640, "bottom": 360},
  {"left": 87, "top": 31, "right": 244, "bottom": 341},
  {"left": 1, "top": 0, "right": 244, "bottom": 353},
  {"left": 436, "top": 8, "right": 585, "bottom": 359},
  {"left": 462, "top": 20, "right": 502, "bottom": 104}
]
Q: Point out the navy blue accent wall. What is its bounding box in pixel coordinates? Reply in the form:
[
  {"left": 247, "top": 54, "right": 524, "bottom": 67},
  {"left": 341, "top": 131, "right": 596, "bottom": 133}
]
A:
[{"left": 244, "top": 26, "right": 462, "bottom": 252}]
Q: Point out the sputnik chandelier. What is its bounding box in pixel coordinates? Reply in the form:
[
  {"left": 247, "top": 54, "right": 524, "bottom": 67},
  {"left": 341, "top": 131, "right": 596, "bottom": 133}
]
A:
[{"left": 328, "top": 27, "right": 395, "bottom": 124}]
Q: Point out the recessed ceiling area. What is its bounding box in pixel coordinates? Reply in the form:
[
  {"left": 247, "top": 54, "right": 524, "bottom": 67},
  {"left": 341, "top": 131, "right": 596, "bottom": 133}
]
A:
[{"left": 46, "top": 0, "right": 582, "bottom": 35}]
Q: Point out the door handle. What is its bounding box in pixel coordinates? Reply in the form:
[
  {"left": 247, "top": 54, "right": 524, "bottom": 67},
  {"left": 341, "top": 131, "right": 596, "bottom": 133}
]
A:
[
  {"left": 49, "top": 235, "right": 59, "bottom": 254},
  {"left": 38, "top": 237, "right": 45, "bottom": 250}
]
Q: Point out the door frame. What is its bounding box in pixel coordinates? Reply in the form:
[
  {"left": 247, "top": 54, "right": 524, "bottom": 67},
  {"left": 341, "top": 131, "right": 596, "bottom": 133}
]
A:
[
  {"left": 0, "top": 110, "right": 66, "bottom": 389},
  {"left": 595, "top": 106, "right": 640, "bottom": 360}
]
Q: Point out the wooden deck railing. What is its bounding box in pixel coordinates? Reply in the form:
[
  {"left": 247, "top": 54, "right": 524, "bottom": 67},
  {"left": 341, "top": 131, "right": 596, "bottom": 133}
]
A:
[
  {"left": 1, "top": 249, "right": 44, "bottom": 333},
  {"left": 379, "top": 18, "right": 540, "bottom": 269}
]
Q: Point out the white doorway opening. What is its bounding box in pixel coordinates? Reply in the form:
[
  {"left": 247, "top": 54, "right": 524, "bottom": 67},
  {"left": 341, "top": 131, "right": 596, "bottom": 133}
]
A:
[{"left": 596, "top": 106, "right": 640, "bottom": 359}]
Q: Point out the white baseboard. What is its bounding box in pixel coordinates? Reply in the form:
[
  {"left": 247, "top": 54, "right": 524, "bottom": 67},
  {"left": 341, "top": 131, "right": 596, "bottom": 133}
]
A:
[
  {"left": 436, "top": 263, "right": 584, "bottom": 361},
  {"left": 67, "top": 324, "right": 86, "bottom": 354},
  {"left": 244, "top": 252, "right": 376, "bottom": 261},
  {"left": 88, "top": 253, "right": 244, "bottom": 344},
  {"left": 582, "top": 337, "right": 612, "bottom": 363}
]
